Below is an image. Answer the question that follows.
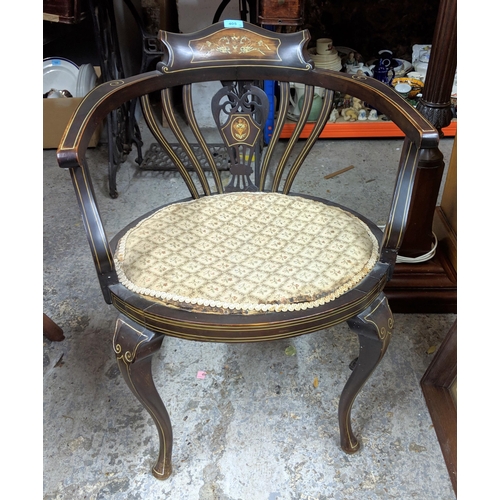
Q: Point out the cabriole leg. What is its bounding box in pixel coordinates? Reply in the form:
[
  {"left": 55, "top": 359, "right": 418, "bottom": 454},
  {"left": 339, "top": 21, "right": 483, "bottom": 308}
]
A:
[
  {"left": 339, "top": 293, "right": 393, "bottom": 453},
  {"left": 113, "top": 315, "right": 173, "bottom": 479}
]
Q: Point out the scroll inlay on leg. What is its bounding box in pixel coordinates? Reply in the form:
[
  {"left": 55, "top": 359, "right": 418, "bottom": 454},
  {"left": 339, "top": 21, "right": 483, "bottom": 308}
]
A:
[{"left": 113, "top": 316, "right": 173, "bottom": 479}]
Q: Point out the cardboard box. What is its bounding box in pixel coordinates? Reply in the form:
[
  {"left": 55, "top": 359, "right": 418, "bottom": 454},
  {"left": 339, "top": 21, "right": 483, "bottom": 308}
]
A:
[
  {"left": 43, "top": 66, "right": 102, "bottom": 149},
  {"left": 43, "top": 97, "right": 102, "bottom": 149}
]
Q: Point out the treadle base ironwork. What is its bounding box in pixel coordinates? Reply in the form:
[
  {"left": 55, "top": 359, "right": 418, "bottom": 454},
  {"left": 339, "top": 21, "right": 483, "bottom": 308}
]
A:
[
  {"left": 141, "top": 143, "right": 230, "bottom": 171},
  {"left": 89, "top": 0, "right": 144, "bottom": 198}
]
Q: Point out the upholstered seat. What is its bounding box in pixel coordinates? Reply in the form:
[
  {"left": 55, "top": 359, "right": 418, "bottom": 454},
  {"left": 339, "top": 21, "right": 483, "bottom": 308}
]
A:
[
  {"left": 114, "top": 192, "right": 379, "bottom": 314},
  {"left": 57, "top": 21, "right": 443, "bottom": 480}
]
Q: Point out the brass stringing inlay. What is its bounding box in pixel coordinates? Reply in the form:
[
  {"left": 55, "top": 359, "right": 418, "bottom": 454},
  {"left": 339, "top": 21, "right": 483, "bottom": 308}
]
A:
[
  {"left": 190, "top": 29, "right": 281, "bottom": 61},
  {"left": 113, "top": 320, "right": 148, "bottom": 364},
  {"left": 232, "top": 117, "right": 250, "bottom": 141},
  {"left": 221, "top": 113, "right": 260, "bottom": 148}
]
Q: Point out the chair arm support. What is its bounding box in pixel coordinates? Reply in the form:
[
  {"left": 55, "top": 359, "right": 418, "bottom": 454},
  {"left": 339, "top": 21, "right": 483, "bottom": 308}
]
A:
[{"left": 66, "top": 159, "right": 118, "bottom": 303}]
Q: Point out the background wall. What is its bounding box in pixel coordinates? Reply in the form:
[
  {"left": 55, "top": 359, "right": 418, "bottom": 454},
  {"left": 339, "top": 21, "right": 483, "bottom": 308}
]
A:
[
  {"left": 43, "top": 1, "right": 442, "bottom": 73},
  {"left": 142, "top": 0, "right": 441, "bottom": 63},
  {"left": 302, "top": 0, "right": 440, "bottom": 62}
]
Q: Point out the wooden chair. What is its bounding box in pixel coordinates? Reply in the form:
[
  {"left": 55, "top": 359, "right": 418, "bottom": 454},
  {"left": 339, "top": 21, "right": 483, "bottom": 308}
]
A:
[
  {"left": 57, "top": 21, "right": 443, "bottom": 479},
  {"left": 43, "top": 313, "right": 65, "bottom": 341}
]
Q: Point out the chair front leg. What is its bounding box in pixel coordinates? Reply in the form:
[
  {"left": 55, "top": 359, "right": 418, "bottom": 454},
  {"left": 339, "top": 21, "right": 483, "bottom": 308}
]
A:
[
  {"left": 113, "top": 315, "right": 173, "bottom": 479},
  {"left": 339, "top": 293, "right": 393, "bottom": 453}
]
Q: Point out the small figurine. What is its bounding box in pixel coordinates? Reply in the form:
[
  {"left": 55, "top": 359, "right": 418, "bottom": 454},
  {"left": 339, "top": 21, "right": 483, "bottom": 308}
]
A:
[
  {"left": 329, "top": 108, "right": 339, "bottom": 122},
  {"left": 355, "top": 66, "right": 373, "bottom": 77},
  {"left": 357, "top": 109, "right": 367, "bottom": 120},
  {"left": 341, "top": 107, "right": 358, "bottom": 122},
  {"left": 368, "top": 109, "right": 378, "bottom": 121},
  {"left": 346, "top": 51, "right": 356, "bottom": 67},
  {"left": 352, "top": 97, "right": 364, "bottom": 111}
]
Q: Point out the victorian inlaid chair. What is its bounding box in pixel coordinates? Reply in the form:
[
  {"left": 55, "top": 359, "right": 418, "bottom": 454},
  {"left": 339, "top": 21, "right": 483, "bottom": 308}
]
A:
[{"left": 57, "top": 21, "right": 443, "bottom": 479}]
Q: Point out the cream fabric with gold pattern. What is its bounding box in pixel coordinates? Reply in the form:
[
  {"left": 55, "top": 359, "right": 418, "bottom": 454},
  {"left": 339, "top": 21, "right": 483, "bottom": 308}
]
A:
[{"left": 114, "top": 192, "right": 379, "bottom": 314}]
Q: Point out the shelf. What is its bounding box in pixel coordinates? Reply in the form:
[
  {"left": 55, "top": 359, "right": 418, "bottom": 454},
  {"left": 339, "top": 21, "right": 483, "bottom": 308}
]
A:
[
  {"left": 43, "top": 0, "right": 86, "bottom": 24},
  {"left": 280, "top": 119, "right": 457, "bottom": 139}
]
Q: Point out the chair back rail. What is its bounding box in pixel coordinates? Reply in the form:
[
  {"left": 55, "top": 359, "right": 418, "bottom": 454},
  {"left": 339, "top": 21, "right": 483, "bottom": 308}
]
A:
[{"left": 57, "top": 21, "right": 443, "bottom": 301}]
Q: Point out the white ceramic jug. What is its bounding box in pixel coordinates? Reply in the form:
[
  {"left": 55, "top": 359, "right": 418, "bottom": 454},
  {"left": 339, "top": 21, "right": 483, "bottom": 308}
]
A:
[
  {"left": 289, "top": 82, "right": 306, "bottom": 117},
  {"left": 289, "top": 83, "right": 325, "bottom": 118}
]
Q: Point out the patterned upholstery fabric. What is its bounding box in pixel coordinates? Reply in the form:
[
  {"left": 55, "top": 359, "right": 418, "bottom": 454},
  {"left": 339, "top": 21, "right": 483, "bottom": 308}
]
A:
[{"left": 114, "top": 192, "right": 379, "bottom": 314}]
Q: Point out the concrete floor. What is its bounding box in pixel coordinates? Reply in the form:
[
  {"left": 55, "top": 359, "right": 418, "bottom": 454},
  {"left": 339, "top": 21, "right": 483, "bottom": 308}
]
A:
[{"left": 43, "top": 122, "right": 457, "bottom": 499}]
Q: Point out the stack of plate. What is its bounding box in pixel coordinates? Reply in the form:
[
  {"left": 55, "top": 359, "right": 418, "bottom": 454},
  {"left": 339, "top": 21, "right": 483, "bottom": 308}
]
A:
[
  {"left": 43, "top": 57, "right": 79, "bottom": 97},
  {"left": 43, "top": 58, "right": 98, "bottom": 98},
  {"left": 308, "top": 47, "right": 343, "bottom": 72},
  {"left": 75, "top": 64, "right": 98, "bottom": 97}
]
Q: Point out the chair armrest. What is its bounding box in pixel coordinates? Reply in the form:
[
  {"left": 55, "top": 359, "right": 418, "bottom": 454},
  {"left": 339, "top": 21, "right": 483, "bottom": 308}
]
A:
[
  {"left": 57, "top": 71, "right": 164, "bottom": 165},
  {"left": 57, "top": 73, "right": 166, "bottom": 302}
]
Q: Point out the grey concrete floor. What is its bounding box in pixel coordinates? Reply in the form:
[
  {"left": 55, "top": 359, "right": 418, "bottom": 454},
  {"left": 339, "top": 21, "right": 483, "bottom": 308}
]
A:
[{"left": 43, "top": 123, "right": 457, "bottom": 499}]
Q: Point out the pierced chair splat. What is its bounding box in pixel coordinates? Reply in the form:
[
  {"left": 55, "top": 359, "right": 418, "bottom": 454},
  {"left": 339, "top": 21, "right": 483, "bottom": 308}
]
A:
[{"left": 57, "top": 21, "right": 443, "bottom": 479}]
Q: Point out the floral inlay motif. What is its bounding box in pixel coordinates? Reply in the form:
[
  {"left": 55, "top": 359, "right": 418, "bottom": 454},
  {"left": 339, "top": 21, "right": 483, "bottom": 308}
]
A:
[
  {"left": 231, "top": 117, "right": 250, "bottom": 141},
  {"left": 190, "top": 29, "right": 281, "bottom": 61}
]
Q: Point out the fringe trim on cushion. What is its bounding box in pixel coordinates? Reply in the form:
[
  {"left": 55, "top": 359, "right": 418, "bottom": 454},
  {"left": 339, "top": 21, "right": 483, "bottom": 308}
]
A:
[{"left": 113, "top": 193, "right": 379, "bottom": 314}]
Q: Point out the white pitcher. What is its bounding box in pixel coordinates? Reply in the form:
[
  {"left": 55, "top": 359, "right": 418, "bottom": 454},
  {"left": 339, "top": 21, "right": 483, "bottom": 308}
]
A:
[
  {"left": 289, "top": 83, "right": 325, "bottom": 117},
  {"left": 289, "top": 82, "right": 306, "bottom": 117}
]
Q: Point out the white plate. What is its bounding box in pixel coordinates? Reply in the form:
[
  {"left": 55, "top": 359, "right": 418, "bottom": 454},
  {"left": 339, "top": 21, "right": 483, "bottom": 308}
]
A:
[
  {"left": 43, "top": 57, "right": 79, "bottom": 96},
  {"left": 76, "top": 64, "right": 97, "bottom": 97},
  {"left": 82, "top": 64, "right": 97, "bottom": 94},
  {"left": 314, "top": 62, "right": 343, "bottom": 71},
  {"left": 394, "top": 59, "right": 413, "bottom": 76}
]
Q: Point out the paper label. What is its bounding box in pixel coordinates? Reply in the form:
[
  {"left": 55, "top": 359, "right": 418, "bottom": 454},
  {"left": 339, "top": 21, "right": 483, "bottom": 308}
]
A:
[{"left": 224, "top": 20, "right": 244, "bottom": 28}]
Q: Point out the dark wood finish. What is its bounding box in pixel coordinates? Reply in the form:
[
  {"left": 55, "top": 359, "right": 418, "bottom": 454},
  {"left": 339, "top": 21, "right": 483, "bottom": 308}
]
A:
[
  {"left": 43, "top": 313, "right": 65, "bottom": 342},
  {"left": 399, "top": 0, "right": 456, "bottom": 258},
  {"left": 398, "top": 149, "right": 445, "bottom": 257},
  {"left": 416, "top": 0, "right": 457, "bottom": 135},
  {"left": 433, "top": 137, "right": 457, "bottom": 273},
  {"left": 43, "top": 0, "right": 85, "bottom": 23},
  {"left": 212, "top": 82, "right": 269, "bottom": 192},
  {"left": 386, "top": 134, "right": 457, "bottom": 314},
  {"left": 385, "top": 246, "right": 457, "bottom": 313},
  {"left": 383, "top": 0, "right": 457, "bottom": 312},
  {"left": 259, "top": 0, "right": 305, "bottom": 25},
  {"left": 56, "top": 21, "right": 443, "bottom": 479},
  {"left": 341, "top": 293, "right": 393, "bottom": 452},
  {"left": 113, "top": 316, "right": 172, "bottom": 479},
  {"left": 421, "top": 320, "right": 457, "bottom": 495},
  {"left": 158, "top": 24, "right": 312, "bottom": 72}
]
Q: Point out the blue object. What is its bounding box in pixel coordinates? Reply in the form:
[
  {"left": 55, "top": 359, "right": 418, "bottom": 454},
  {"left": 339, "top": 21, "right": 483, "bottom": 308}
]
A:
[
  {"left": 263, "top": 80, "right": 275, "bottom": 144},
  {"left": 372, "top": 50, "right": 399, "bottom": 85},
  {"left": 262, "top": 25, "right": 276, "bottom": 145}
]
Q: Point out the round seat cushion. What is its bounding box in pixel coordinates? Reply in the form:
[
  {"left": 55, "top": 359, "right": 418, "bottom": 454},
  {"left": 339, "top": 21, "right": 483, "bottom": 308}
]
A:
[{"left": 114, "top": 192, "right": 379, "bottom": 314}]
